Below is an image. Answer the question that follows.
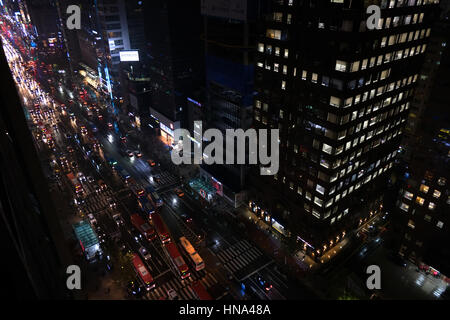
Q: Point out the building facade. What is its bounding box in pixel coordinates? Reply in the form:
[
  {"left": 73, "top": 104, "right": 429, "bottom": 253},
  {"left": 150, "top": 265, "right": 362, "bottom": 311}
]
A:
[{"left": 251, "top": 0, "right": 440, "bottom": 260}]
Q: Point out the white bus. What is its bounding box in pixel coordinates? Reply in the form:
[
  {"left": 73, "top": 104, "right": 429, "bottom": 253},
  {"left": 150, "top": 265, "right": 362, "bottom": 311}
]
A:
[{"left": 179, "top": 236, "right": 205, "bottom": 271}]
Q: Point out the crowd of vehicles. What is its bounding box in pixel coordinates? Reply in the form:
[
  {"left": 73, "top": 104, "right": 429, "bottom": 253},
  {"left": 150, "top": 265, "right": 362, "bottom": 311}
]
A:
[{"left": 1, "top": 25, "right": 224, "bottom": 300}]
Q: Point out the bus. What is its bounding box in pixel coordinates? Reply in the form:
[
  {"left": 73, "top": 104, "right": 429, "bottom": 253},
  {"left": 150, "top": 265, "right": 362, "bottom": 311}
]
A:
[
  {"left": 152, "top": 213, "right": 171, "bottom": 244},
  {"left": 67, "top": 172, "right": 83, "bottom": 194},
  {"left": 165, "top": 242, "right": 190, "bottom": 280},
  {"left": 179, "top": 237, "right": 205, "bottom": 271},
  {"left": 130, "top": 214, "right": 157, "bottom": 241},
  {"left": 190, "top": 281, "right": 212, "bottom": 300},
  {"left": 132, "top": 253, "right": 155, "bottom": 291},
  {"left": 138, "top": 197, "right": 155, "bottom": 217},
  {"left": 146, "top": 186, "right": 163, "bottom": 207}
]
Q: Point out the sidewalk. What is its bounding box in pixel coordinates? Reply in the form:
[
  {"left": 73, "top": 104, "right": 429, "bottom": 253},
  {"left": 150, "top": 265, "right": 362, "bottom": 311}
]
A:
[{"left": 236, "top": 207, "right": 311, "bottom": 274}]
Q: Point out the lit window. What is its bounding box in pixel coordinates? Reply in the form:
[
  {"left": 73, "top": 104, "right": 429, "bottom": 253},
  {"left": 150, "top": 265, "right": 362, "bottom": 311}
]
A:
[
  {"left": 400, "top": 202, "right": 409, "bottom": 212},
  {"left": 314, "top": 197, "right": 323, "bottom": 207},
  {"left": 330, "top": 96, "right": 342, "bottom": 107},
  {"left": 419, "top": 184, "right": 429, "bottom": 193},
  {"left": 275, "top": 47, "right": 280, "bottom": 56},
  {"left": 316, "top": 184, "right": 325, "bottom": 195},
  {"left": 428, "top": 202, "right": 436, "bottom": 210},
  {"left": 437, "top": 177, "right": 446, "bottom": 186},
  {"left": 403, "top": 191, "right": 414, "bottom": 200},
  {"left": 433, "top": 190, "right": 441, "bottom": 198},
  {"left": 322, "top": 143, "right": 333, "bottom": 155},
  {"left": 407, "top": 220, "right": 415, "bottom": 229},
  {"left": 284, "top": 49, "right": 289, "bottom": 58},
  {"left": 266, "top": 29, "right": 282, "bottom": 40},
  {"left": 416, "top": 196, "right": 425, "bottom": 206},
  {"left": 258, "top": 43, "right": 264, "bottom": 52},
  {"left": 437, "top": 221, "right": 444, "bottom": 229},
  {"left": 281, "top": 80, "right": 286, "bottom": 90},
  {"left": 335, "top": 60, "right": 347, "bottom": 72}
]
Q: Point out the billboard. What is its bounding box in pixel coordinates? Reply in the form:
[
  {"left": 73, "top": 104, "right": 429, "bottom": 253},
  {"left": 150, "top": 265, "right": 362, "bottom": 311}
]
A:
[{"left": 119, "top": 50, "right": 139, "bottom": 62}]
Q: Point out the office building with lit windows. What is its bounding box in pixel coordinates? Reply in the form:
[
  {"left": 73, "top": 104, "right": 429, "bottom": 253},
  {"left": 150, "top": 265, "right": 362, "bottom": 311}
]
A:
[
  {"left": 250, "top": 0, "right": 440, "bottom": 261},
  {"left": 395, "top": 3, "right": 450, "bottom": 277}
]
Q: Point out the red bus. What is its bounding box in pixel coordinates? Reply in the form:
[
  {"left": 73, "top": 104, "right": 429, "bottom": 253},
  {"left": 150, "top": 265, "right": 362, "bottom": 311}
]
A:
[
  {"left": 152, "top": 213, "right": 171, "bottom": 244},
  {"left": 165, "top": 242, "right": 190, "bottom": 280},
  {"left": 190, "top": 281, "right": 212, "bottom": 300},
  {"left": 67, "top": 172, "right": 82, "bottom": 194},
  {"left": 132, "top": 253, "right": 155, "bottom": 291},
  {"left": 130, "top": 214, "right": 157, "bottom": 241}
]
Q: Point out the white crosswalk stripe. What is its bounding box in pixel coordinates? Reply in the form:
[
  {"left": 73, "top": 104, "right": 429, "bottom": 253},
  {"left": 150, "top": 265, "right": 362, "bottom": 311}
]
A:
[{"left": 214, "top": 240, "right": 267, "bottom": 276}]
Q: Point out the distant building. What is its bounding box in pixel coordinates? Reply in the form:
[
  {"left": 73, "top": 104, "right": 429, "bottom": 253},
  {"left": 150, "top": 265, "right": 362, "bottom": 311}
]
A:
[
  {"left": 143, "top": 0, "right": 204, "bottom": 146},
  {"left": 200, "top": 0, "right": 269, "bottom": 207},
  {"left": 394, "top": 3, "right": 450, "bottom": 277}
]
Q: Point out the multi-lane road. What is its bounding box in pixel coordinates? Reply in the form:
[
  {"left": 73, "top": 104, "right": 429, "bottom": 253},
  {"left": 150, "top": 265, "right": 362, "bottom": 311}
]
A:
[{"left": 0, "top": 16, "right": 301, "bottom": 300}]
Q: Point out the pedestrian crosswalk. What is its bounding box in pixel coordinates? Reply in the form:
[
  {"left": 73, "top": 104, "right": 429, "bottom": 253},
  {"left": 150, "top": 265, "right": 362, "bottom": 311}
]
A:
[
  {"left": 215, "top": 240, "right": 264, "bottom": 275},
  {"left": 152, "top": 171, "right": 179, "bottom": 188},
  {"left": 146, "top": 272, "right": 218, "bottom": 300},
  {"left": 78, "top": 183, "right": 114, "bottom": 214}
]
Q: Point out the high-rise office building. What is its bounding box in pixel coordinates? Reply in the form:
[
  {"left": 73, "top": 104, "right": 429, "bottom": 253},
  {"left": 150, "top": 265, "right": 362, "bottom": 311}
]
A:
[
  {"left": 251, "top": 0, "right": 439, "bottom": 260},
  {"left": 199, "top": 0, "right": 269, "bottom": 207}
]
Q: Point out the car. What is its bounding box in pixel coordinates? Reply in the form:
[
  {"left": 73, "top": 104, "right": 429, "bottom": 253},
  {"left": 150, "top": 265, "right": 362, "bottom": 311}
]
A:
[
  {"left": 121, "top": 136, "right": 127, "bottom": 143},
  {"left": 112, "top": 213, "right": 124, "bottom": 226},
  {"left": 139, "top": 247, "right": 152, "bottom": 260},
  {"left": 77, "top": 172, "right": 86, "bottom": 182},
  {"left": 166, "top": 289, "right": 179, "bottom": 300},
  {"left": 180, "top": 213, "right": 192, "bottom": 223},
  {"left": 87, "top": 176, "right": 95, "bottom": 183},
  {"left": 98, "top": 180, "right": 107, "bottom": 191},
  {"left": 74, "top": 196, "right": 85, "bottom": 206},
  {"left": 64, "top": 133, "right": 71, "bottom": 139},
  {"left": 108, "top": 198, "right": 116, "bottom": 209},
  {"left": 134, "top": 150, "right": 142, "bottom": 158},
  {"left": 67, "top": 146, "right": 74, "bottom": 153},
  {"left": 257, "top": 276, "right": 272, "bottom": 292},
  {"left": 390, "top": 254, "right": 407, "bottom": 267},
  {"left": 71, "top": 161, "right": 78, "bottom": 169},
  {"left": 87, "top": 214, "right": 97, "bottom": 226},
  {"left": 93, "top": 185, "right": 101, "bottom": 193},
  {"left": 126, "top": 150, "right": 134, "bottom": 158},
  {"left": 107, "top": 122, "right": 113, "bottom": 129},
  {"left": 147, "top": 159, "right": 156, "bottom": 167},
  {"left": 175, "top": 188, "right": 184, "bottom": 197}
]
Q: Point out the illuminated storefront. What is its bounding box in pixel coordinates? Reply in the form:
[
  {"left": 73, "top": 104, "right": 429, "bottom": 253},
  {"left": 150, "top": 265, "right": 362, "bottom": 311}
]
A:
[
  {"left": 150, "top": 107, "right": 180, "bottom": 146},
  {"left": 160, "top": 122, "right": 174, "bottom": 145}
]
